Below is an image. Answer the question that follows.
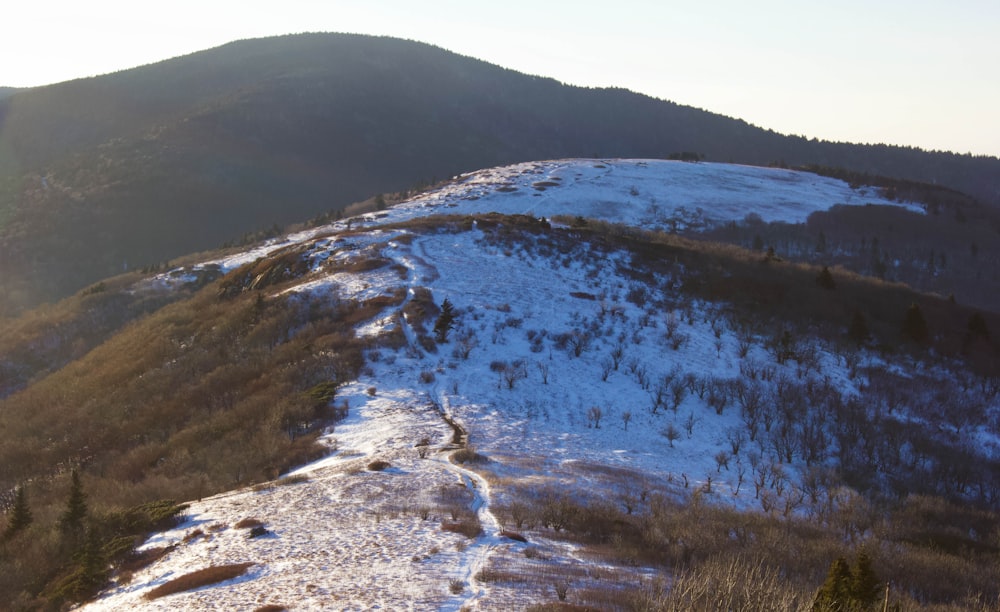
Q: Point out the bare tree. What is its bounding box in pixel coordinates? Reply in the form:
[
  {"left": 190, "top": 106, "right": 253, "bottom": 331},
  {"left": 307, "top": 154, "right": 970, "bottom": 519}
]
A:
[
  {"left": 453, "top": 332, "right": 477, "bottom": 360},
  {"left": 683, "top": 411, "right": 699, "bottom": 437},
  {"left": 587, "top": 406, "right": 603, "bottom": 429},
  {"left": 600, "top": 357, "right": 614, "bottom": 382},
  {"left": 535, "top": 360, "right": 550, "bottom": 385},
  {"left": 714, "top": 450, "right": 730, "bottom": 472},
  {"left": 649, "top": 381, "right": 667, "bottom": 415},
  {"left": 663, "top": 423, "right": 681, "bottom": 447},
  {"left": 500, "top": 360, "right": 528, "bottom": 389},
  {"left": 622, "top": 410, "right": 633, "bottom": 431},
  {"left": 665, "top": 310, "right": 681, "bottom": 341},
  {"left": 670, "top": 379, "right": 688, "bottom": 412},
  {"left": 726, "top": 427, "right": 745, "bottom": 456},
  {"left": 565, "top": 329, "right": 592, "bottom": 357},
  {"left": 610, "top": 342, "right": 626, "bottom": 370}
]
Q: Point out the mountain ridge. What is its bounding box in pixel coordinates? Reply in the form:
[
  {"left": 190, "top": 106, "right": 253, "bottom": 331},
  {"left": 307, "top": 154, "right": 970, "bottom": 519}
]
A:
[
  {"left": 1, "top": 158, "right": 998, "bottom": 609},
  {"left": 2, "top": 32, "right": 999, "bottom": 319}
]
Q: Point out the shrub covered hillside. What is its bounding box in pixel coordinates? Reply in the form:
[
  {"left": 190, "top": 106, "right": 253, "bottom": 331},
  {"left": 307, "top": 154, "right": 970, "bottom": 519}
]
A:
[{"left": 0, "top": 159, "right": 997, "bottom": 610}]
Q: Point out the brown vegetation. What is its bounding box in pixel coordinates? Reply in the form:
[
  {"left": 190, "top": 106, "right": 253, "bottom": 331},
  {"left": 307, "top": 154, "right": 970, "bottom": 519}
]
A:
[
  {"left": 1, "top": 211, "right": 997, "bottom": 609},
  {"left": 143, "top": 562, "right": 255, "bottom": 600}
]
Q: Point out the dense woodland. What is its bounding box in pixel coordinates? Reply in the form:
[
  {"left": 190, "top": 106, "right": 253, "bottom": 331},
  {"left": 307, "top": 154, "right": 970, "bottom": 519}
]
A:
[{"left": 2, "top": 33, "right": 999, "bottom": 317}]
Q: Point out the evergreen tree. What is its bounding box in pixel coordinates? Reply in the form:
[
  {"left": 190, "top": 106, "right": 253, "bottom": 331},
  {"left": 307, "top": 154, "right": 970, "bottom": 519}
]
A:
[
  {"left": 816, "top": 266, "right": 836, "bottom": 290},
  {"left": 52, "top": 527, "right": 108, "bottom": 602},
  {"left": 59, "top": 469, "right": 88, "bottom": 536},
  {"left": 815, "top": 231, "right": 827, "bottom": 253},
  {"left": 901, "top": 303, "right": 929, "bottom": 344},
  {"left": 813, "top": 553, "right": 883, "bottom": 611},
  {"left": 433, "top": 298, "right": 457, "bottom": 342},
  {"left": 848, "top": 310, "right": 870, "bottom": 345},
  {"left": 850, "top": 552, "right": 882, "bottom": 608},
  {"left": 967, "top": 312, "right": 990, "bottom": 341},
  {"left": 3, "top": 484, "right": 32, "bottom": 539},
  {"left": 813, "top": 557, "right": 852, "bottom": 611}
]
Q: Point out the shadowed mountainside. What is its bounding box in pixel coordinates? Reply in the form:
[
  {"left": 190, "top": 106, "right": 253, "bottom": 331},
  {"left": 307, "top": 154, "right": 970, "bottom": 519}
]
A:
[{"left": 1, "top": 33, "right": 999, "bottom": 316}]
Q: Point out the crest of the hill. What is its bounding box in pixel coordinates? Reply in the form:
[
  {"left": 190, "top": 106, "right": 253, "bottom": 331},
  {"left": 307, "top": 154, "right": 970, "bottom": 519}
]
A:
[{"left": 2, "top": 33, "right": 1000, "bottom": 318}]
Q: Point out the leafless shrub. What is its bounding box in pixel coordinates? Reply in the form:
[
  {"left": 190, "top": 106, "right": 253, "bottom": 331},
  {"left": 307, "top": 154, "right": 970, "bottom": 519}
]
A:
[
  {"left": 610, "top": 342, "right": 626, "bottom": 370},
  {"left": 523, "top": 546, "right": 548, "bottom": 560},
  {"left": 182, "top": 529, "right": 204, "bottom": 543},
  {"left": 442, "top": 516, "right": 482, "bottom": 539},
  {"left": 234, "top": 518, "right": 264, "bottom": 529},
  {"left": 500, "top": 529, "right": 528, "bottom": 543},
  {"left": 367, "top": 459, "right": 391, "bottom": 471},
  {"left": 556, "top": 329, "right": 592, "bottom": 357},
  {"left": 120, "top": 545, "right": 177, "bottom": 573},
  {"left": 669, "top": 378, "right": 687, "bottom": 412},
  {"left": 494, "top": 359, "right": 528, "bottom": 389},
  {"left": 454, "top": 332, "right": 477, "bottom": 359},
  {"left": 277, "top": 474, "right": 309, "bottom": 486},
  {"left": 628, "top": 554, "right": 810, "bottom": 611},
  {"left": 662, "top": 423, "right": 681, "bottom": 448},
  {"left": 451, "top": 446, "right": 488, "bottom": 464},
  {"left": 682, "top": 411, "right": 699, "bottom": 437},
  {"left": 600, "top": 357, "right": 614, "bottom": 381},
  {"left": 586, "top": 406, "right": 603, "bottom": 429},
  {"left": 536, "top": 361, "right": 550, "bottom": 384},
  {"left": 714, "top": 451, "right": 730, "bottom": 472},
  {"left": 664, "top": 310, "right": 681, "bottom": 340},
  {"left": 416, "top": 437, "right": 431, "bottom": 459},
  {"left": 554, "top": 582, "right": 569, "bottom": 601}
]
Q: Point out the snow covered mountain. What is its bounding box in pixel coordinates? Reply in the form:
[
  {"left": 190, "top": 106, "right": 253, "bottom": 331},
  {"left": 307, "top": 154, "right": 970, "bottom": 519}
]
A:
[{"left": 58, "top": 160, "right": 1000, "bottom": 610}]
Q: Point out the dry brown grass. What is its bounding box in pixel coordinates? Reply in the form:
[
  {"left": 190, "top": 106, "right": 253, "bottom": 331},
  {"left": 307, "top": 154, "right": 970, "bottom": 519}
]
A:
[
  {"left": 442, "top": 516, "right": 482, "bottom": 539},
  {"left": 144, "top": 562, "right": 255, "bottom": 600},
  {"left": 367, "top": 459, "right": 392, "bottom": 471},
  {"left": 119, "top": 545, "right": 177, "bottom": 573}
]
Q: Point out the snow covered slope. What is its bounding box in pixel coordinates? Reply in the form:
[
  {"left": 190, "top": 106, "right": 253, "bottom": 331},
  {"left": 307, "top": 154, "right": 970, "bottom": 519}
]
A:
[
  {"left": 390, "top": 158, "right": 917, "bottom": 228},
  {"left": 88, "top": 161, "right": 993, "bottom": 611},
  {"left": 174, "top": 158, "right": 916, "bottom": 279}
]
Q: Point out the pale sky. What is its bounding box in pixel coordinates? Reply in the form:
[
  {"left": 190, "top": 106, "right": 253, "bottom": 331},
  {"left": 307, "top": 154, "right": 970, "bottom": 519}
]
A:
[{"left": 3, "top": 0, "right": 998, "bottom": 157}]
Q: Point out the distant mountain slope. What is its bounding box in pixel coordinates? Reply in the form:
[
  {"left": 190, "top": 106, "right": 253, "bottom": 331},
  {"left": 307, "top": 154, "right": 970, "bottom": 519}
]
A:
[{"left": 1, "top": 33, "right": 999, "bottom": 316}]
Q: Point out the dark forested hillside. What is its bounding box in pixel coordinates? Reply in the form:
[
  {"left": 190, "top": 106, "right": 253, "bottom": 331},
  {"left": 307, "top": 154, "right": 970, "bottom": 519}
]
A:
[{"left": 1, "top": 33, "right": 998, "bottom": 316}]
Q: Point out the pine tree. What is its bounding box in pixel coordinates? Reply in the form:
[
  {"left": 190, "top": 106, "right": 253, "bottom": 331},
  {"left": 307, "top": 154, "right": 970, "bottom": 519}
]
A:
[
  {"left": 816, "top": 266, "right": 836, "bottom": 290},
  {"left": 60, "top": 469, "right": 88, "bottom": 536},
  {"left": 53, "top": 527, "right": 108, "bottom": 602},
  {"left": 433, "top": 298, "right": 457, "bottom": 342},
  {"left": 813, "top": 557, "right": 852, "bottom": 611},
  {"left": 848, "top": 309, "right": 870, "bottom": 345},
  {"left": 967, "top": 312, "right": 990, "bottom": 341},
  {"left": 901, "top": 303, "right": 929, "bottom": 344},
  {"left": 3, "top": 484, "right": 32, "bottom": 539},
  {"left": 850, "top": 552, "right": 881, "bottom": 608},
  {"left": 813, "top": 553, "right": 883, "bottom": 611}
]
